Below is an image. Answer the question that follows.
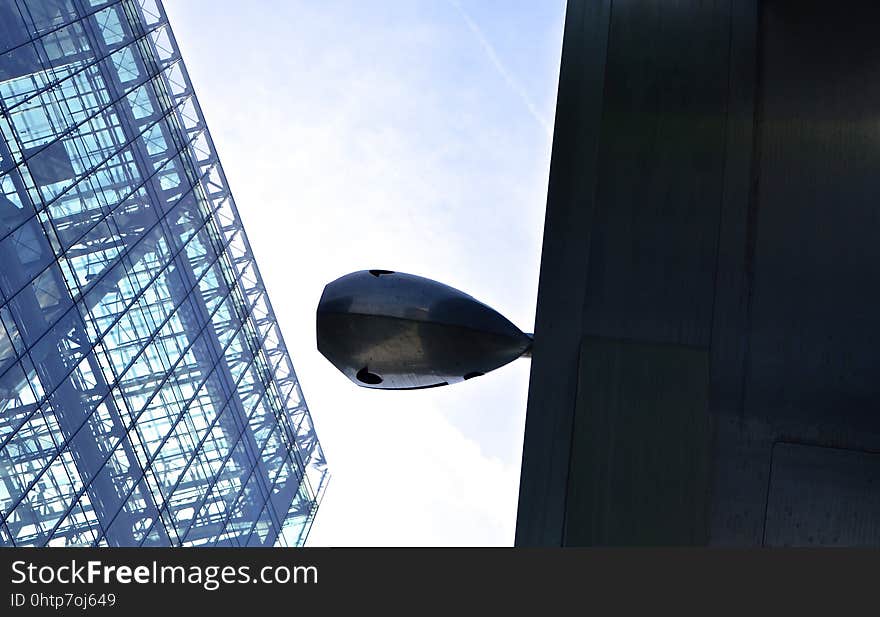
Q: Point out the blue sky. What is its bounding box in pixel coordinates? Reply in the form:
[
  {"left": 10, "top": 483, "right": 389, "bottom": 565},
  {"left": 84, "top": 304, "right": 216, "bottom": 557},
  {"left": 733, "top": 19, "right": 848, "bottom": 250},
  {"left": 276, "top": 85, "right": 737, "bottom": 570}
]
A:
[{"left": 163, "top": 0, "right": 566, "bottom": 546}]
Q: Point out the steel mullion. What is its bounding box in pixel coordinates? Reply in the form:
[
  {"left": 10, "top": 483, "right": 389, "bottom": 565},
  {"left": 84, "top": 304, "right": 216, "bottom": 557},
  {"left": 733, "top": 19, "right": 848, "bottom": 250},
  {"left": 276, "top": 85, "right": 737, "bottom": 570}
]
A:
[
  {"left": 0, "top": 164, "right": 225, "bottom": 454},
  {"left": 0, "top": 58, "right": 183, "bottom": 199},
  {"left": 148, "top": 6, "right": 315, "bottom": 471},
  {"left": 1, "top": 19, "right": 170, "bottom": 116},
  {"left": 0, "top": 150, "right": 206, "bottom": 394},
  {"left": 56, "top": 262, "right": 266, "bottom": 545},
  {"left": 0, "top": 59, "right": 186, "bottom": 248},
  {"left": 0, "top": 0, "right": 127, "bottom": 57},
  {"left": 0, "top": 217, "right": 248, "bottom": 533},
  {"left": 140, "top": 316, "right": 290, "bottom": 546},
  {"left": 173, "top": 328, "right": 293, "bottom": 546},
  {"left": 105, "top": 291, "right": 281, "bottom": 545},
  {"left": 220, "top": 414, "right": 302, "bottom": 547}
]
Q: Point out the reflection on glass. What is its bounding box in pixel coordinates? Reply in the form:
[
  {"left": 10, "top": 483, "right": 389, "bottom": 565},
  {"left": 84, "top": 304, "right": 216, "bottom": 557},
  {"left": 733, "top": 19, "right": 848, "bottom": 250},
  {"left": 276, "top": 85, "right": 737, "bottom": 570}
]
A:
[{"left": 0, "top": 0, "right": 327, "bottom": 547}]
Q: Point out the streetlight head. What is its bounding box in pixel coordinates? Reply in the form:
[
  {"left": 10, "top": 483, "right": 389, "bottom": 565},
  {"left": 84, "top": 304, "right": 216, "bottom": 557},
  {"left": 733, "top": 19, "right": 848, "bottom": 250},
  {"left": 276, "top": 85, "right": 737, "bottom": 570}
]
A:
[{"left": 316, "top": 270, "right": 532, "bottom": 390}]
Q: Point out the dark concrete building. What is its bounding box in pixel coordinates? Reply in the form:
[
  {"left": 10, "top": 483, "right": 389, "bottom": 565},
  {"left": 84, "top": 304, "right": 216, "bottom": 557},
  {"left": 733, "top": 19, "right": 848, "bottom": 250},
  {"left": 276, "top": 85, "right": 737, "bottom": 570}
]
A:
[{"left": 516, "top": 0, "right": 880, "bottom": 546}]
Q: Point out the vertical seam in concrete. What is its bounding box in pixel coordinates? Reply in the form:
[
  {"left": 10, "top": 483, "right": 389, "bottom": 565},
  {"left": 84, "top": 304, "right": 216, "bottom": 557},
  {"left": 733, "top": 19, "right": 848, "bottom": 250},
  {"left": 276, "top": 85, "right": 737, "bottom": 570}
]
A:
[
  {"left": 739, "top": 0, "right": 765, "bottom": 423},
  {"left": 703, "top": 0, "right": 737, "bottom": 547},
  {"left": 707, "top": 1, "right": 735, "bottom": 351},
  {"left": 559, "top": 0, "right": 615, "bottom": 548},
  {"left": 760, "top": 439, "right": 779, "bottom": 546},
  {"left": 560, "top": 339, "right": 585, "bottom": 545}
]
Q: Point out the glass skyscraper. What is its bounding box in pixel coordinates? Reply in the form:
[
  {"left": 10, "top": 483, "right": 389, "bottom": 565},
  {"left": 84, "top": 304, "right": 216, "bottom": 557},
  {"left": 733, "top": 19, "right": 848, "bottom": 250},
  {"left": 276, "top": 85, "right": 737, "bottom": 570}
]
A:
[{"left": 0, "top": 0, "right": 328, "bottom": 546}]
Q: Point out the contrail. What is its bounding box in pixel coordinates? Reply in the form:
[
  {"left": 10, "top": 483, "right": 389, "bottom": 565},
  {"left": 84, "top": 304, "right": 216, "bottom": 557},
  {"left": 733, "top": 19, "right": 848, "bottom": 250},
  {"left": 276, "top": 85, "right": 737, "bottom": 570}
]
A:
[{"left": 449, "top": 0, "right": 553, "bottom": 136}]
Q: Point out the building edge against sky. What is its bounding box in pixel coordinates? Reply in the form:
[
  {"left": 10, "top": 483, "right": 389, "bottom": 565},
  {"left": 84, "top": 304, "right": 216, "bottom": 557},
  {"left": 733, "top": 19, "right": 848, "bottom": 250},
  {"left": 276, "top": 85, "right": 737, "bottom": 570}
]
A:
[{"left": 0, "top": 0, "right": 327, "bottom": 546}]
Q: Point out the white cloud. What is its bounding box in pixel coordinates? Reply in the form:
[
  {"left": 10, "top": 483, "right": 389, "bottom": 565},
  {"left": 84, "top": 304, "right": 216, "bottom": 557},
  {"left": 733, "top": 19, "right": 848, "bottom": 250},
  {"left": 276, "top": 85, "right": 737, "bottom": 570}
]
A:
[
  {"left": 304, "top": 384, "right": 523, "bottom": 546},
  {"left": 163, "top": 0, "right": 564, "bottom": 546}
]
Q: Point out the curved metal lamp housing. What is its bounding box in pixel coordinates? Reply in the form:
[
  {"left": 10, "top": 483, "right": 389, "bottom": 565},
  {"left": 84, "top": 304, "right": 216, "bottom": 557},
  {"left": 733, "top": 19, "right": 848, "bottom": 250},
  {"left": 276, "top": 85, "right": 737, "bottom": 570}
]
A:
[{"left": 316, "top": 270, "right": 532, "bottom": 390}]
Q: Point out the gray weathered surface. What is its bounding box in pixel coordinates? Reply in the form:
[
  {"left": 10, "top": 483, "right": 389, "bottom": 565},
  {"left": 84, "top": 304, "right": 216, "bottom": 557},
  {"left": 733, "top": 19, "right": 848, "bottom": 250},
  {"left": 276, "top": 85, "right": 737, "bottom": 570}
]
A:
[
  {"left": 517, "top": 0, "right": 880, "bottom": 546},
  {"left": 765, "top": 444, "right": 880, "bottom": 547},
  {"left": 565, "top": 338, "right": 711, "bottom": 546}
]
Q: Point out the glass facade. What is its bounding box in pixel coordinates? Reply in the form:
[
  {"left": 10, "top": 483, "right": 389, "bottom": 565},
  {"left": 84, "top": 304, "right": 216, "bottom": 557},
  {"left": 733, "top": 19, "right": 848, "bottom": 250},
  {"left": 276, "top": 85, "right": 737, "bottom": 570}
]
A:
[{"left": 0, "top": 0, "right": 328, "bottom": 546}]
